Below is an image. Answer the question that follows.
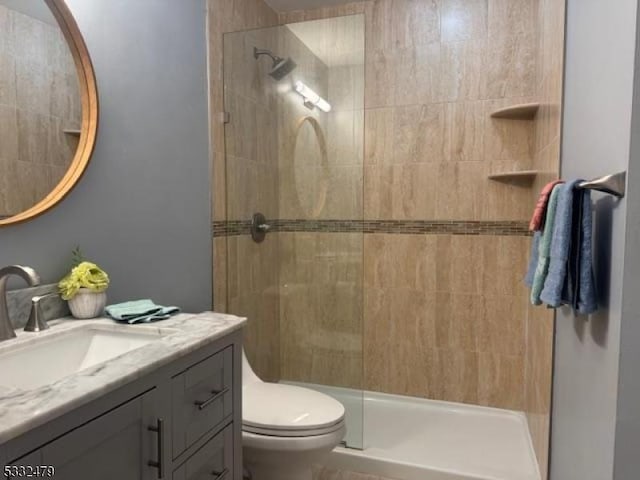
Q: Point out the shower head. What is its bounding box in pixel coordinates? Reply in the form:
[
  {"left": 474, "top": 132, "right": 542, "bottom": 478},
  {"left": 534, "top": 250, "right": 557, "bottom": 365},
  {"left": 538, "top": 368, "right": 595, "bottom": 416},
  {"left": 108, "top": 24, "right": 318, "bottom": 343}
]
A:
[{"left": 253, "top": 47, "right": 297, "bottom": 80}]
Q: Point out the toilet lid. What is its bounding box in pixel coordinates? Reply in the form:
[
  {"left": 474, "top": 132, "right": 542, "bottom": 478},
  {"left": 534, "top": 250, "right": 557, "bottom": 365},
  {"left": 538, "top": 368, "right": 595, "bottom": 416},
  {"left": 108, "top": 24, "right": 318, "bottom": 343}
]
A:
[{"left": 243, "top": 383, "right": 345, "bottom": 433}]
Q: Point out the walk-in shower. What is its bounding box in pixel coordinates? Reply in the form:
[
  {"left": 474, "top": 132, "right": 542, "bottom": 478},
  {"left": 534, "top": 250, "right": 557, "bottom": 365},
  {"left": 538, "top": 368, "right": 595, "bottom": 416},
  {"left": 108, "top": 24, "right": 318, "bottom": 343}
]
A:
[{"left": 218, "top": 2, "right": 565, "bottom": 478}]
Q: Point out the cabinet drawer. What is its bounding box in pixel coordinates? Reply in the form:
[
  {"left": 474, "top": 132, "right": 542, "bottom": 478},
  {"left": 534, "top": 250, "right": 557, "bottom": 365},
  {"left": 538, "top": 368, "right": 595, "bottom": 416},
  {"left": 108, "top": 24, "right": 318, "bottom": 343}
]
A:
[
  {"left": 172, "top": 424, "right": 233, "bottom": 480},
  {"left": 172, "top": 347, "right": 233, "bottom": 458}
]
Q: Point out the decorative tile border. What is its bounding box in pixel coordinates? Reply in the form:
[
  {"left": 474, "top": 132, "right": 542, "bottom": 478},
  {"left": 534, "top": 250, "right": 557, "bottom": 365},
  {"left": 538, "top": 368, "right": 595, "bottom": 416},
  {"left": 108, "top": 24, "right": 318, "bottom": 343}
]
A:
[{"left": 213, "top": 219, "right": 531, "bottom": 237}]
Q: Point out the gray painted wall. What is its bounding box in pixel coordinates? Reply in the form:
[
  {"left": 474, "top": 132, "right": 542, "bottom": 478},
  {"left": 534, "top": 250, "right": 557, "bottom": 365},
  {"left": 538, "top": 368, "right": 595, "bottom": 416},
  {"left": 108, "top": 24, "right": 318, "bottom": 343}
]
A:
[
  {"left": 614, "top": 2, "right": 640, "bottom": 477},
  {"left": 552, "top": 0, "right": 637, "bottom": 478},
  {"left": 0, "top": 0, "right": 212, "bottom": 313}
]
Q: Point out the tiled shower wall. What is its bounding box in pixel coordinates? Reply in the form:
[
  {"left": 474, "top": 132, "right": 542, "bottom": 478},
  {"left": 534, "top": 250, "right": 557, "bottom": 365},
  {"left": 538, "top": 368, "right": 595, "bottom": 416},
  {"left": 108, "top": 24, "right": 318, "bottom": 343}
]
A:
[
  {"left": 208, "top": 0, "right": 281, "bottom": 381},
  {"left": 0, "top": 5, "right": 81, "bottom": 217},
  {"left": 282, "top": 0, "right": 540, "bottom": 410},
  {"left": 524, "top": 0, "right": 565, "bottom": 477},
  {"left": 277, "top": 16, "right": 364, "bottom": 389},
  {"left": 212, "top": 0, "right": 562, "bottom": 476}
]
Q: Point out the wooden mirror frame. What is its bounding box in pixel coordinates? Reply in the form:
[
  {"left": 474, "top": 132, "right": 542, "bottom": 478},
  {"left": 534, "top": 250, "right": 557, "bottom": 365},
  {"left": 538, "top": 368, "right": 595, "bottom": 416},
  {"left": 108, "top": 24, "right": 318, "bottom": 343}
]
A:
[{"left": 0, "top": 0, "right": 98, "bottom": 227}]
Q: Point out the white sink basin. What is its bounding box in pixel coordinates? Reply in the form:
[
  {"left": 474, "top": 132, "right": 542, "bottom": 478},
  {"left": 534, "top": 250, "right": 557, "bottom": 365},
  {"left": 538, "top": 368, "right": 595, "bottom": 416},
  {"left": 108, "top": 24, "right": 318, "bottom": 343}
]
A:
[{"left": 0, "top": 326, "right": 170, "bottom": 390}]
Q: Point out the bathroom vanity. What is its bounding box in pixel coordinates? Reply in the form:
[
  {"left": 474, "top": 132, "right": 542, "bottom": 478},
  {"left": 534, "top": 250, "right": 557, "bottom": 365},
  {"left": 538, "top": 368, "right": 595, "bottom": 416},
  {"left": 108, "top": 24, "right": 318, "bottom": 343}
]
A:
[{"left": 0, "top": 312, "right": 245, "bottom": 480}]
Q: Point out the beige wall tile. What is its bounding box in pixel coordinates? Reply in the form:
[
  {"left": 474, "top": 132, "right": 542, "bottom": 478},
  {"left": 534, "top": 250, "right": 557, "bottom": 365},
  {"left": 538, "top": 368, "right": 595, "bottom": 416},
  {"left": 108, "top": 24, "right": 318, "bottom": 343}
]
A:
[
  {"left": 364, "top": 234, "right": 436, "bottom": 291},
  {"left": 436, "top": 235, "right": 485, "bottom": 294},
  {"left": 485, "top": 33, "right": 537, "bottom": 99},
  {"left": 439, "top": 40, "right": 487, "bottom": 102},
  {"left": 478, "top": 352, "right": 524, "bottom": 409},
  {"left": 365, "top": 163, "right": 438, "bottom": 219},
  {"left": 434, "top": 162, "right": 485, "bottom": 220},
  {"left": 394, "top": 103, "right": 447, "bottom": 163},
  {"left": 364, "top": 287, "right": 437, "bottom": 397},
  {"left": 364, "top": 108, "right": 393, "bottom": 165},
  {"left": 487, "top": 0, "right": 538, "bottom": 40},
  {"left": 445, "top": 101, "right": 485, "bottom": 162},
  {"left": 440, "top": 0, "right": 488, "bottom": 43},
  {"left": 435, "top": 293, "right": 482, "bottom": 351}
]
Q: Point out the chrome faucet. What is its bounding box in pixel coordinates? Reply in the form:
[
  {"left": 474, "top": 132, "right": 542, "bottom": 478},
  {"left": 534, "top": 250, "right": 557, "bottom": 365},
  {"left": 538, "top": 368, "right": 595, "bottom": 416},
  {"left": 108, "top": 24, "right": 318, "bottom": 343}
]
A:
[{"left": 0, "top": 266, "right": 41, "bottom": 341}]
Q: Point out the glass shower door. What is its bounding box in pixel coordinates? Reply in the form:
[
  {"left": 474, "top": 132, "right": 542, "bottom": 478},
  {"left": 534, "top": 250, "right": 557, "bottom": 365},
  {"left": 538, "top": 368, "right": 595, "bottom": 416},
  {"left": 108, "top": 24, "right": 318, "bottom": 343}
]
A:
[{"left": 222, "top": 14, "right": 365, "bottom": 449}]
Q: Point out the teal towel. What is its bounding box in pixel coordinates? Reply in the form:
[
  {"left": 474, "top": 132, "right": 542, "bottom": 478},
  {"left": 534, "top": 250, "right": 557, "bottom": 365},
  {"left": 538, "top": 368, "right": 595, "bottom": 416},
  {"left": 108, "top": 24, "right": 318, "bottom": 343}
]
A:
[
  {"left": 530, "top": 185, "right": 562, "bottom": 304},
  {"left": 105, "top": 299, "right": 180, "bottom": 324}
]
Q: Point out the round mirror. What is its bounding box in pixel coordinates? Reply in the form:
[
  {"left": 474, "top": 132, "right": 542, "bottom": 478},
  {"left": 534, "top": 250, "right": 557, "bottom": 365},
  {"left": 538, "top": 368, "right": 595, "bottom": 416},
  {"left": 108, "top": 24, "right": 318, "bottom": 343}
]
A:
[
  {"left": 293, "top": 116, "right": 328, "bottom": 218},
  {"left": 0, "top": 0, "right": 98, "bottom": 226}
]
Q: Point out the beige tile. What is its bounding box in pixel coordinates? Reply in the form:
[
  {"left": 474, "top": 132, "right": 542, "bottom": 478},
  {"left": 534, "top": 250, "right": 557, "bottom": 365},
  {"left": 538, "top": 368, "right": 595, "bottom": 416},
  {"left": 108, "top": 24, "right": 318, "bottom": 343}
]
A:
[
  {"left": 394, "top": 103, "right": 447, "bottom": 163},
  {"left": 434, "top": 162, "right": 485, "bottom": 220},
  {"left": 394, "top": 43, "right": 442, "bottom": 106},
  {"left": 436, "top": 235, "right": 485, "bottom": 294},
  {"left": 391, "top": 0, "right": 440, "bottom": 48},
  {"left": 364, "top": 234, "right": 436, "bottom": 291},
  {"left": 477, "top": 352, "right": 524, "bottom": 409},
  {"left": 487, "top": 0, "right": 537, "bottom": 39},
  {"left": 484, "top": 98, "right": 534, "bottom": 162},
  {"left": 213, "top": 237, "right": 227, "bottom": 312},
  {"left": 364, "top": 287, "right": 437, "bottom": 397},
  {"left": 435, "top": 293, "right": 481, "bottom": 351},
  {"left": 364, "top": 0, "right": 394, "bottom": 52},
  {"left": 478, "top": 295, "right": 526, "bottom": 356},
  {"left": 16, "top": 109, "right": 49, "bottom": 165},
  {"left": 439, "top": 40, "right": 487, "bottom": 102},
  {"left": 365, "top": 163, "right": 438, "bottom": 219},
  {"left": 365, "top": 49, "right": 396, "bottom": 108},
  {"left": 440, "top": 0, "right": 488, "bottom": 43},
  {"left": 445, "top": 101, "right": 485, "bottom": 162},
  {"left": 0, "top": 50, "right": 16, "bottom": 106},
  {"left": 432, "top": 348, "right": 479, "bottom": 404},
  {"left": 482, "top": 236, "right": 531, "bottom": 297},
  {"left": 364, "top": 108, "right": 393, "bottom": 165},
  {"left": 485, "top": 33, "right": 536, "bottom": 99},
  {"left": 0, "top": 105, "right": 18, "bottom": 161},
  {"left": 282, "top": 2, "right": 366, "bottom": 24}
]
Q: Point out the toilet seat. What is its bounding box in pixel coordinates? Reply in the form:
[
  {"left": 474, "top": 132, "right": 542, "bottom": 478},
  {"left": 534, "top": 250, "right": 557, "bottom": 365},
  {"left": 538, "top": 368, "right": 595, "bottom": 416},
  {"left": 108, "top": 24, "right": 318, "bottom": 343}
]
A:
[{"left": 243, "top": 383, "right": 345, "bottom": 438}]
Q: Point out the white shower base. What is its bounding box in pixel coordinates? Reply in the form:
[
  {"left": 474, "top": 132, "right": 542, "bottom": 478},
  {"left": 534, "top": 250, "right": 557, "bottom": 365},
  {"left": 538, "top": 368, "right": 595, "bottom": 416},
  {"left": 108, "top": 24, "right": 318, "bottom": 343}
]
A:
[{"left": 289, "top": 383, "right": 540, "bottom": 480}]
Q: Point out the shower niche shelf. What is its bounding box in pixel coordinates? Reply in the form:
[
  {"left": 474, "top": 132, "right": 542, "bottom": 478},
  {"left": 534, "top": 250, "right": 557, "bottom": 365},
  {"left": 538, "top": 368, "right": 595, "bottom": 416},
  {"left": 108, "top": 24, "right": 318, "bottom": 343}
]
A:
[
  {"left": 487, "top": 170, "right": 538, "bottom": 184},
  {"left": 490, "top": 103, "right": 540, "bottom": 120}
]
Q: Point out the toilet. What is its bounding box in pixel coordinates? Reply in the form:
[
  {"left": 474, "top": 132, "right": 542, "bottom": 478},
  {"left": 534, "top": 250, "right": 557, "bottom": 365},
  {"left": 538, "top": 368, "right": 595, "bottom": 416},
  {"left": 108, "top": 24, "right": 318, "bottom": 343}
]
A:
[{"left": 242, "top": 351, "right": 346, "bottom": 480}]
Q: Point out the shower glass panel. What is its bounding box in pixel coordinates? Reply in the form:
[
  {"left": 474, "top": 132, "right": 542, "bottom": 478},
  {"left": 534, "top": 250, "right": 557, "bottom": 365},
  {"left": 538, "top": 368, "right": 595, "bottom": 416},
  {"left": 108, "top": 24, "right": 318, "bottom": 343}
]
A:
[{"left": 223, "top": 15, "right": 365, "bottom": 449}]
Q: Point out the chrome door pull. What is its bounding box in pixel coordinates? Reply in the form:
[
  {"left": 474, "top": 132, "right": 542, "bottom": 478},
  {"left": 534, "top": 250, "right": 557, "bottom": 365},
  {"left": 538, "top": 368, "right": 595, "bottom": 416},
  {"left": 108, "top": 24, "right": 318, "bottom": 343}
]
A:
[
  {"left": 194, "top": 387, "right": 229, "bottom": 410},
  {"left": 148, "top": 418, "right": 165, "bottom": 479}
]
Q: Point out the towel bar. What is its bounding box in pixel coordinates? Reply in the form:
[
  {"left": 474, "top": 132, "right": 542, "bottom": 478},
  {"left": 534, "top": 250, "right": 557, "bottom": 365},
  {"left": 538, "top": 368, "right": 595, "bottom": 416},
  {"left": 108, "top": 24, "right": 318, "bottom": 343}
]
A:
[{"left": 577, "top": 171, "right": 626, "bottom": 198}]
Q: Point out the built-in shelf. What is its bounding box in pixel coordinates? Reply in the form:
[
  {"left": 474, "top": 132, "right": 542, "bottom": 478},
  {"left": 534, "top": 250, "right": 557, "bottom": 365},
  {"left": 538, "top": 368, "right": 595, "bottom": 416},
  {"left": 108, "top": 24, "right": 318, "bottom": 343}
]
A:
[
  {"left": 490, "top": 103, "right": 540, "bottom": 120},
  {"left": 487, "top": 170, "right": 538, "bottom": 183},
  {"left": 63, "top": 129, "right": 81, "bottom": 136}
]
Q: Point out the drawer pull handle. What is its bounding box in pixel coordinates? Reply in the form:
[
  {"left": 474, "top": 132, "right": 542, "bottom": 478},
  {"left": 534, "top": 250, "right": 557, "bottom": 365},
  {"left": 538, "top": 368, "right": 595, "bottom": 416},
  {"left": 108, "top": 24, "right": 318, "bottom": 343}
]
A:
[
  {"left": 148, "top": 418, "right": 165, "bottom": 479},
  {"left": 211, "top": 468, "right": 229, "bottom": 479},
  {"left": 195, "top": 387, "right": 229, "bottom": 410}
]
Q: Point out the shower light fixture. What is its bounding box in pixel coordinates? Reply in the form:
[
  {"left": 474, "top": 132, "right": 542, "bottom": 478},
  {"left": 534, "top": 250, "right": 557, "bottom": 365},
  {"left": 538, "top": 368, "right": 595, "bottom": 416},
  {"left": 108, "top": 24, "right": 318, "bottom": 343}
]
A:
[{"left": 294, "top": 81, "right": 332, "bottom": 113}]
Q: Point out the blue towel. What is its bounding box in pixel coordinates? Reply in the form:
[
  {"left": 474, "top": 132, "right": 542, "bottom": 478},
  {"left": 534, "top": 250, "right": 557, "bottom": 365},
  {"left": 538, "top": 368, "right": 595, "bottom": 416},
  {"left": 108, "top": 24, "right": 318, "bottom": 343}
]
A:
[
  {"left": 540, "top": 180, "right": 597, "bottom": 314},
  {"left": 105, "top": 299, "right": 181, "bottom": 324},
  {"left": 574, "top": 190, "right": 597, "bottom": 314}
]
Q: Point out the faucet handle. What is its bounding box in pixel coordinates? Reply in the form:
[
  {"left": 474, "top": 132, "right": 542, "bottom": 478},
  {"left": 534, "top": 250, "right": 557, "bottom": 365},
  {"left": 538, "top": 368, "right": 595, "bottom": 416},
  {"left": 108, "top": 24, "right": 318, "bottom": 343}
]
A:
[{"left": 24, "top": 293, "right": 58, "bottom": 332}]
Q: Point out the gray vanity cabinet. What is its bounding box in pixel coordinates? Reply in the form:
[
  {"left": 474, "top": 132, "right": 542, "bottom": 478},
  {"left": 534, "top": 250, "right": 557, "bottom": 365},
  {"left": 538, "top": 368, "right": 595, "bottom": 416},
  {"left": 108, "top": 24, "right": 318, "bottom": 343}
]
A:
[
  {"left": 12, "top": 389, "right": 162, "bottom": 480},
  {"left": 0, "top": 329, "right": 242, "bottom": 480}
]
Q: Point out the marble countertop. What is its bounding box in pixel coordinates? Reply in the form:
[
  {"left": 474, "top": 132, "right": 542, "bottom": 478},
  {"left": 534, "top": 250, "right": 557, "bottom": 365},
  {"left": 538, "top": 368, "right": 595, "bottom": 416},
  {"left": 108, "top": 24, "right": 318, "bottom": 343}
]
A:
[{"left": 0, "top": 311, "right": 246, "bottom": 444}]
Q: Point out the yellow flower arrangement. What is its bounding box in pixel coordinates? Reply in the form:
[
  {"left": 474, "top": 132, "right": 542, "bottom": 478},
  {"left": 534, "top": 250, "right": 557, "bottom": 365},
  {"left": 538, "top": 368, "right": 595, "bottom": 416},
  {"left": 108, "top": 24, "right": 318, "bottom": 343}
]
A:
[{"left": 59, "top": 260, "right": 110, "bottom": 301}]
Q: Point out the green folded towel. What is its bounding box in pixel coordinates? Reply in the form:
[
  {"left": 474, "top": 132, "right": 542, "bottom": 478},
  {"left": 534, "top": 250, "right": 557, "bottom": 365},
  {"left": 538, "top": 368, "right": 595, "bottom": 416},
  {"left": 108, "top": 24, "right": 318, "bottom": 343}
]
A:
[{"left": 105, "top": 299, "right": 180, "bottom": 324}]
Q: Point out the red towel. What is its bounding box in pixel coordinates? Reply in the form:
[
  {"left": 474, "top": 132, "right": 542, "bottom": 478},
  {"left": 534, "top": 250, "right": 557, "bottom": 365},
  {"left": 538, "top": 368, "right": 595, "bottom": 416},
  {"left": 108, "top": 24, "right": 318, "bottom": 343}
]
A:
[{"left": 529, "top": 180, "right": 564, "bottom": 231}]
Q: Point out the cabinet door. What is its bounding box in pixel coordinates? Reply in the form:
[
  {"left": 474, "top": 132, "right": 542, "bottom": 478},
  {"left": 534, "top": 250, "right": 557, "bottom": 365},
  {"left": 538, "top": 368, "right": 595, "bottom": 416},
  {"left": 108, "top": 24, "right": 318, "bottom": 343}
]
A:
[
  {"left": 172, "top": 424, "right": 233, "bottom": 480},
  {"left": 9, "top": 390, "right": 164, "bottom": 480}
]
